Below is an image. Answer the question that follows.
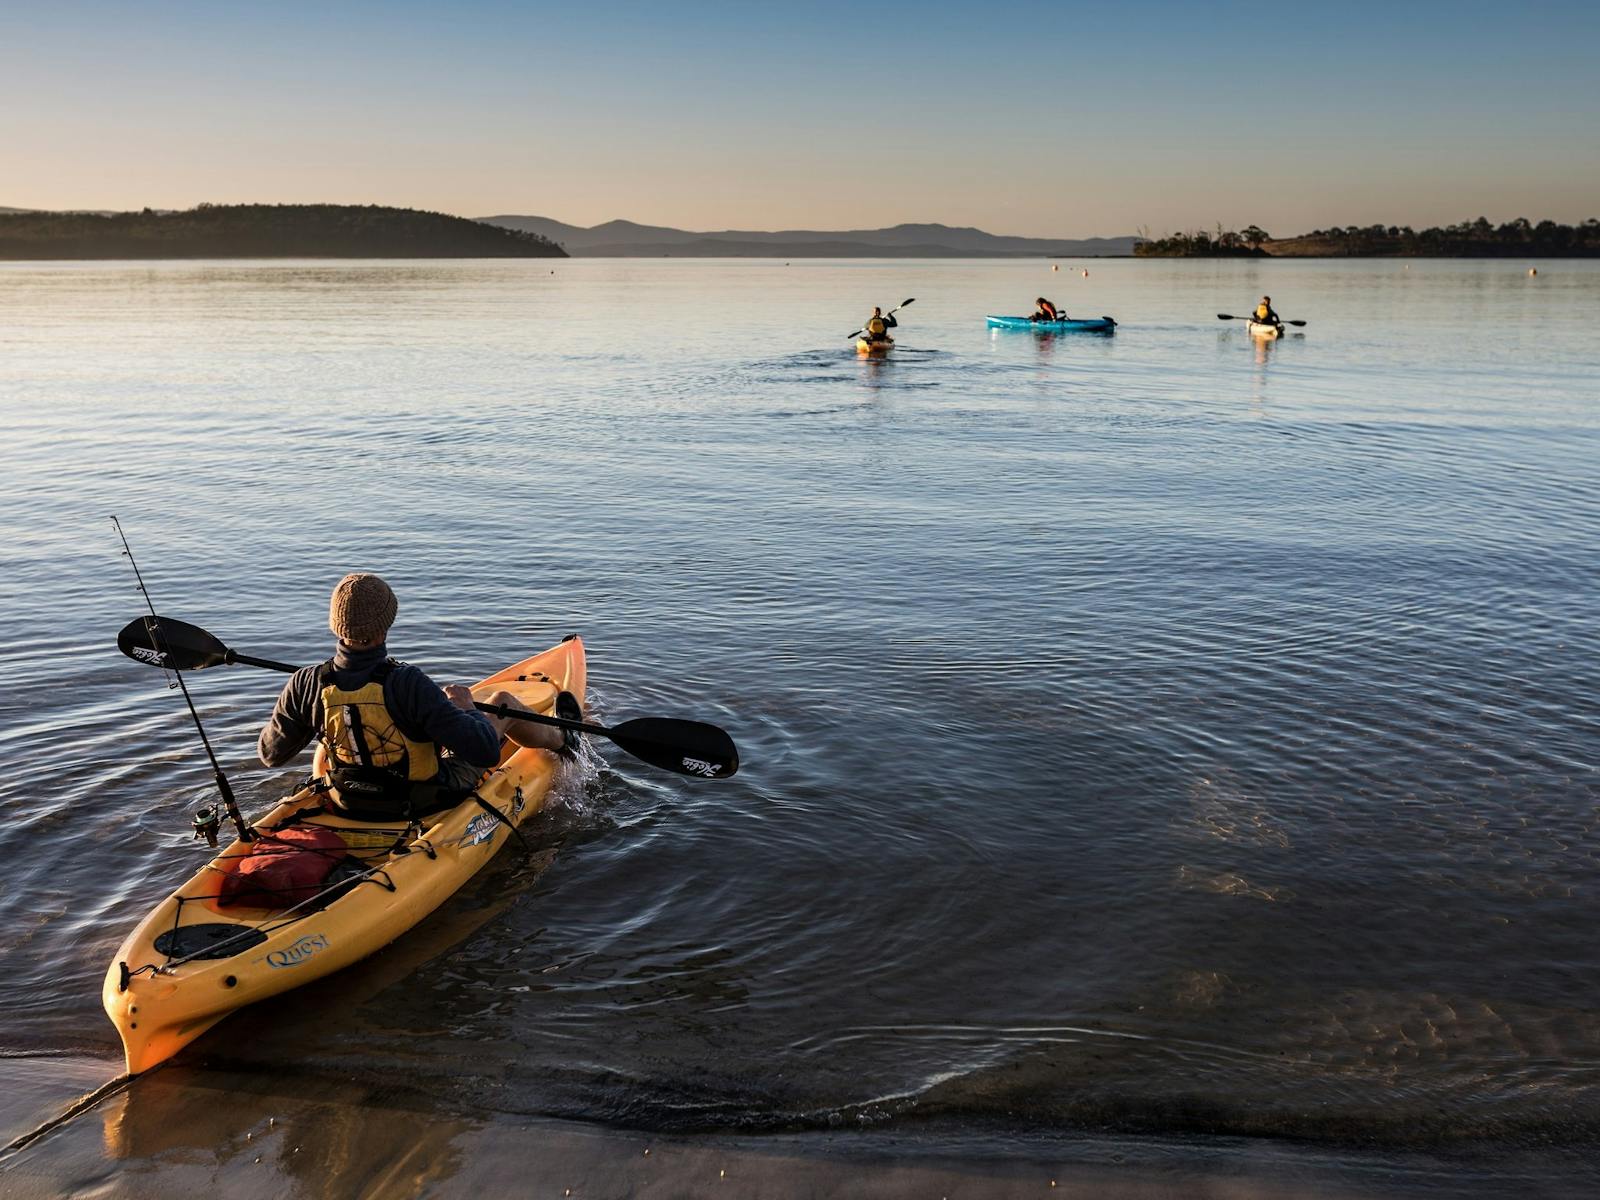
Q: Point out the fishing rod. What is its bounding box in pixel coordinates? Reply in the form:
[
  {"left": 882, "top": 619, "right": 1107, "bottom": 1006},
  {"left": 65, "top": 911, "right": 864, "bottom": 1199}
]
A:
[{"left": 111, "top": 517, "right": 253, "bottom": 844}]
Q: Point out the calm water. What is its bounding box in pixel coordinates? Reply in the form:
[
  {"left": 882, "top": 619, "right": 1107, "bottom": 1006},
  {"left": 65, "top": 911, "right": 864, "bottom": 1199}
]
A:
[{"left": 0, "top": 258, "right": 1596, "bottom": 1173}]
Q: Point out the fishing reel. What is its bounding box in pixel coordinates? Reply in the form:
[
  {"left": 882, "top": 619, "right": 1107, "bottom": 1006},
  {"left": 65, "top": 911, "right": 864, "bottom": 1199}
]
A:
[{"left": 191, "top": 804, "right": 222, "bottom": 847}]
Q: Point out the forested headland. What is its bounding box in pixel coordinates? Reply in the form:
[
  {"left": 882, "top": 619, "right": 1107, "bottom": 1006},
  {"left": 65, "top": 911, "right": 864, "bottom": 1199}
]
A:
[
  {"left": 0, "top": 204, "right": 566, "bottom": 259},
  {"left": 1134, "top": 218, "right": 1599, "bottom": 257}
]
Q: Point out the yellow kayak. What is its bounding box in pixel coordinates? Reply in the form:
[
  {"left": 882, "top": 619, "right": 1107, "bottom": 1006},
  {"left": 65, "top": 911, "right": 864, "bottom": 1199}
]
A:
[
  {"left": 103, "top": 636, "right": 586, "bottom": 1074},
  {"left": 856, "top": 336, "right": 894, "bottom": 354}
]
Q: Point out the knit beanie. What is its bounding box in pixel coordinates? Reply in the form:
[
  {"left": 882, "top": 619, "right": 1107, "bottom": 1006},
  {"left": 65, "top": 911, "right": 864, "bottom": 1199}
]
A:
[{"left": 328, "top": 573, "right": 397, "bottom": 644}]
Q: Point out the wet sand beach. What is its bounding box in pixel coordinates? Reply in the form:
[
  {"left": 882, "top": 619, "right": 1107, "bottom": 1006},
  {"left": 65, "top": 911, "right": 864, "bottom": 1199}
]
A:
[{"left": 10, "top": 1055, "right": 1595, "bottom": 1199}]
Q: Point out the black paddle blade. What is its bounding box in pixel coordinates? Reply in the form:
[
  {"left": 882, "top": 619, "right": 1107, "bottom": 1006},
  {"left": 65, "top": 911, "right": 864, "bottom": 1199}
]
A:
[
  {"left": 1217, "top": 313, "right": 1237, "bottom": 320},
  {"left": 608, "top": 717, "right": 740, "bottom": 779},
  {"left": 117, "top": 615, "right": 230, "bottom": 671}
]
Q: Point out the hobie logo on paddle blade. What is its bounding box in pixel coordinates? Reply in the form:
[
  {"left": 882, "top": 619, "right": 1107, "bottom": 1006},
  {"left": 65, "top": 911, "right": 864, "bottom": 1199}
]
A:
[
  {"left": 131, "top": 646, "right": 166, "bottom": 665},
  {"left": 681, "top": 757, "right": 721, "bottom": 778},
  {"left": 266, "top": 933, "right": 330, "bottom": 968}
]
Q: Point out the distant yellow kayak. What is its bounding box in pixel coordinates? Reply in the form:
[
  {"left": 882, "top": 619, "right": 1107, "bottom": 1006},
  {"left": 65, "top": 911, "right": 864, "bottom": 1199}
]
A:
[
  {"left": 856, "top": 336, "right": 894, "bottom": 354},
  {"left": 103, "top": 636, "right": 586, "bottom": 1074}
]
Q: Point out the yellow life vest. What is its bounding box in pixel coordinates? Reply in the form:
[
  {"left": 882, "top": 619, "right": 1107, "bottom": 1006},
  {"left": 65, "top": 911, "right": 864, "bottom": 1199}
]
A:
[
  {"left": 866, "top": 316, "right": 887, "bottom": 337},
  {"left": 1255, "top": 302, "right": 1272, "bottom": 321},
  {"left": 319, "top": 659, "right": 439, "bottom": 786}
]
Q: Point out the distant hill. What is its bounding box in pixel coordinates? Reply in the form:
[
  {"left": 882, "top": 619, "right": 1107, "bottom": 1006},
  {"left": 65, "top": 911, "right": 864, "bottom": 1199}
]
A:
[
  {"left": 478, "top": 216, "right": 1137, "bottom": 258},
  {"left": 0, "top": 204, "right": 566, "bottom": 259}
]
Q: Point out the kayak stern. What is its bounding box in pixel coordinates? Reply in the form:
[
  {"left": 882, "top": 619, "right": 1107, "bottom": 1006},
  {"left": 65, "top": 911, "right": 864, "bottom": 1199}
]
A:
[{"left": 103, "top": 963, "right": 229, "bottom": 1074}]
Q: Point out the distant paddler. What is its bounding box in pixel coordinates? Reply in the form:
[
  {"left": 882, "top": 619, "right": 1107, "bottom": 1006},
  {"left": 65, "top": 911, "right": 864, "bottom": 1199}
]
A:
[
  {"left": 847, "top": 297, "right": 914, "bottom": 352},
  {"left": 1215, "top": 302, "right": 1307, "bottom": 336},
  {"left": 1216, "top": 299, "right": 1305, "bottom": 339},
  {"left": 862, "top": 305, "right": 897, "bottom": 345},
  {"left": 1244, "top": 295, "right": 1284, "bottom": 338},
  {"left": 1031, "top": 297, "right": 1062, "bottom": 323}
]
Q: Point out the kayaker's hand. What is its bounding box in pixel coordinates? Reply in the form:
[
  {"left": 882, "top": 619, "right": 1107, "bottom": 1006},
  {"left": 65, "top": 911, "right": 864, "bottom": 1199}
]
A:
[{"left": 444, "top": 684, "right": 477, "bottom": 712}]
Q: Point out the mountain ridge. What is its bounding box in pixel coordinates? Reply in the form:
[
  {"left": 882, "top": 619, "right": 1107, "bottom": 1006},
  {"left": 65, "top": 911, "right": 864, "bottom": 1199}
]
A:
[{"left": 477, "top": 215, "right": 1137, "bottom": 257}]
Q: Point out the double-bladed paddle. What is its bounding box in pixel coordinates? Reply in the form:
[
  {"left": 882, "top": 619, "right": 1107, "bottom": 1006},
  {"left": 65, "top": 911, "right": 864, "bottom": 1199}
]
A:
[
  {"left": 847, "top": 297, "right": 915, "bottom": 340},
  {"left": 1217, "top": 313, "right": 1308, "bottom": 326},
  {"left": 117, "top": 616, "right": 739, "bottom": 779}
]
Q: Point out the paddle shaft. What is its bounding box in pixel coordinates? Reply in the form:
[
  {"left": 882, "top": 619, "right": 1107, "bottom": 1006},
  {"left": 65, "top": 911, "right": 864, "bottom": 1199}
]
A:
[
  {"left": 1217, "top": 313, "right": 1307, "bottom": 326},
  {"left": 226, "top": 649, "right": 602, "bottom": 736},
  {"left": 117, "top": 615, "right": 740, "bottom": 778},
  {"left": 230, "top": 650, "right": 296, "bottom": 672}
]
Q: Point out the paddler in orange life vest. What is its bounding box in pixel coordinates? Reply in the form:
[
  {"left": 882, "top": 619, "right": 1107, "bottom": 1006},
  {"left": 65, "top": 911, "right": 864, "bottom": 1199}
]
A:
[
  {"left": 1031, "top": 297, "right": 1062, "bottom": 322},
  {"left": 864, "top": 306, "right": 897, "bottom": 344},
  {"left": 257, "top": 573, "right": 578, "bottom": 820},
  {"left": 1254, "top": 296, "right": 1280, "bottom": 324}
]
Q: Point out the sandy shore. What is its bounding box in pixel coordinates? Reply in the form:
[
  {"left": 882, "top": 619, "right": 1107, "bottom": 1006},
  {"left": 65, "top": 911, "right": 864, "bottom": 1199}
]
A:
[{"left": 5, "top": 1054, "right": 1595, "bottom": 1199}]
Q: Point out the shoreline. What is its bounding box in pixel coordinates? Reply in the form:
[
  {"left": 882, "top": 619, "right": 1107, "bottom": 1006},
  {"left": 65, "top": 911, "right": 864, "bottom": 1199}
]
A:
[{"left": 3, "top": 1055, "right": 1594, "bottom": 1199}]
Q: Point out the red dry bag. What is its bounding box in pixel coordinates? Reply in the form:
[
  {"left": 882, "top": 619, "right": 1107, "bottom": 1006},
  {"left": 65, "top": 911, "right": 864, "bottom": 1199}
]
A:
[{"left": 218, "top": 826, "right": 349, "bottom": 909}]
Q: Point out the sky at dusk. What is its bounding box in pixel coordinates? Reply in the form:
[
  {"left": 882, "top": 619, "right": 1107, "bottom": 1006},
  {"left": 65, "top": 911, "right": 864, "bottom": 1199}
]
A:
[{"left": 3, "top": 0, "right": 1596, "bottom": 237}]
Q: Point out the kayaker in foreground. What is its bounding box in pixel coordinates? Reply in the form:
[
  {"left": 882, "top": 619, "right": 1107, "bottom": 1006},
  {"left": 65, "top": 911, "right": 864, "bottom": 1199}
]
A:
[
  {"left": 1031, "top": 297, "right": 1062, "bottom": 322},
  {"left": 257, "top": 573, "right": 574, "bottom": 820},
  {"left": 863, "top": 306, "right": 897, "bottom": 344},
  {"left": 1254, "top": 296, "right": 1280, "bottom": 325}
]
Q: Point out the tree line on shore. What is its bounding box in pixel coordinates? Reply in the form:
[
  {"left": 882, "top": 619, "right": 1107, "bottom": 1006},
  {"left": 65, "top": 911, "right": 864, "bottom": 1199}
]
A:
[
  {"left": 1134, "top": 217, "right": 1600, "bottom": 257},
  {"left": 0, "top": 204, "right": 567, "bottom": 259}
]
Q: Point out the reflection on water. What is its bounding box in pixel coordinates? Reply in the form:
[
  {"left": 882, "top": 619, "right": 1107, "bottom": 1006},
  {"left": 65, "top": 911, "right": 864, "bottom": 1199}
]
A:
[
  {"left": 0, "top": 259, "right": 1596, "bottom": 1172},
  {"left": 100, "top": 1066, "right": 476, "bottom": 1195}
]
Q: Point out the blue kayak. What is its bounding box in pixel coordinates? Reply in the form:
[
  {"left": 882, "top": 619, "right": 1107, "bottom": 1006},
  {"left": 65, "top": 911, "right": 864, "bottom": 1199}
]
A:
[{"left": 986, "top": 314, "right": 1117, "bottom": 333}]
